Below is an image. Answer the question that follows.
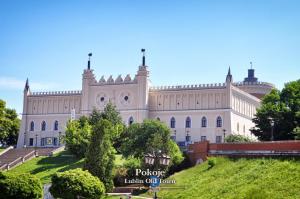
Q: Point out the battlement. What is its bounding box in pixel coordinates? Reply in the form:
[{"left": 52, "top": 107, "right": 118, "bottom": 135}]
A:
[
  {"left": 30, "top": 90, "right": 82, "bottom": 96},
  {"left": 90, "top": 74, "right": 138, "bottom": 85},
  {"left": 150, "top": 83, "right": 226, "bottom": 91},
  {"left": 233, "top": 81, "right": 275, "bottom": 88}
]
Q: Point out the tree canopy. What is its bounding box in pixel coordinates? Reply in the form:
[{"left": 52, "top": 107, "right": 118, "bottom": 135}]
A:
[
  {"left": 251, "top": 79, "right": 300, "bottom": 140},
  {"left": 0, "top": 99, "right": 20, "bottom": 145}
]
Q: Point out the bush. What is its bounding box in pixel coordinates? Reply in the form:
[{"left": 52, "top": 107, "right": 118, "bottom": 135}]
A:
[
  {"left": 50, "top": 168, "right": 105, "bottom": 199},
  {"left": 114, "top": 157, "right": 141, "bottom": 186},
  {"left": 207, "top": 157, "right": 217, "bottom": 169},
  {"left": 225, "top": 134, "right": 254, "bottom": 143},
  {"left": 0, "top": 172, "right": 42, "bottom": 199}
]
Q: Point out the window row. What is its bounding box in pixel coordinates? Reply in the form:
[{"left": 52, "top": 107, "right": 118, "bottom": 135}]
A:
[
  {"left": 30, "top": 120, "right": 59, "bottom": 131},
  {"left": 169, "top": 116, "right": 223, "bottom": 128}
]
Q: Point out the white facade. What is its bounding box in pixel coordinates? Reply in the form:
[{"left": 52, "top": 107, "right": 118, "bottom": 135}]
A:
[{"left": 16, "top": 53, "right": 274, "bottom": 148}]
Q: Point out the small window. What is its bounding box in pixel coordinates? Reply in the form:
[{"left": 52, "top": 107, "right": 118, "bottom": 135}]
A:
[
  {"left": 170, "top": 117, "right": 176, "bottom": 128},
  {"left": 216, "top": 136, "right": 222, "bottom": 143},
  {"left": 30, "top": 121, "right": 34, "bottom": 131},
  {"left": 216, "top": 116, "right": 222, "bottom": 127},
  {"left": 201, "top": 136, "right": 206, "bottom": 141},
  {"left": 201, "top": 117, "right": 207, "bottom": 127},
  {"left": 41, "top": 121, "right": 46, "bottom": 131},
  {"left": 156, "top": 117, "right": 160, "bottom": 121},
  {"left": 54, "top": 120, "right": 59, "bottom": 131},
  {"left": 29, "top": 138, "right": 34, "bottom": 146},
  {"left": 128, "top": 117, "right": 134, "bottom": 125},
  {"left": 185, "top": 117, "right": 191, "bottom": 128}
]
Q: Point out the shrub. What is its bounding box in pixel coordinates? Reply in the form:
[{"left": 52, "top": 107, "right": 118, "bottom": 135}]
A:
[
  {"left": 207, "top": 157, "right": 217, "bottom": 169},
  {"left": 225, "top": 134, "right": 254, "bottom": 143},
  {"left": 0, "top": 172, "right": 42, "bottom": 199},
  {"left": 50, "top": 169, "right": 105, "bottom": 199}
]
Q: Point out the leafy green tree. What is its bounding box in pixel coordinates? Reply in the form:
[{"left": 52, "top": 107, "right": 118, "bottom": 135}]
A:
[
  {"left": 84, "top": 119, "right": 115, "bottom": 192},
  {"left": 225, "top": 134, "right": 254, "bottom": 143},
  {"left": 89, "top": 102, "right": 125, "bottom": 151},
  {"left": 65, "top": 119, "right": 91, "bottom": 158},
  {"left": 251, "top": 79, "right": 300, "bottom": 141},
  {"left": 50, "top": 168, "right": 105, "bottom": 199},
  {"left": 0, "top": 99, "right": 20, "bottom": 145},
  {"left": 0, "top": 172, "right": 42, "bottom": 199},
  {"left": 121, "top": 119, "right": 183, "bottom": 171}
]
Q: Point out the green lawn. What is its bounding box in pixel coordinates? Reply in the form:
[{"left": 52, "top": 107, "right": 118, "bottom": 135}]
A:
[
  {"left": 8, "top": 151, "right": 125, "bottom": 185},
  {"left": 8, "top": 151, "right": 84, "bottom": 184},
  {"left": 142, "top": 157, "right": 300, "bottom": 199}
]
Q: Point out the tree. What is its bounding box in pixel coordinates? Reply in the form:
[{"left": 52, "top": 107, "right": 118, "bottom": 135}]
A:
[
  {"left": 0, "top": 99, "right": 20, "bottom": 146},
  {"left": 0, "top": 172, "right": 42, "bottom": 199},
  {"left": 251, "top": 79, "right": 300, "bottom": 141},
  {"left": 50, "top": 168, "right": 105, "bottom": 199},
  {"left": 84, "top": 119, "right": 115, "bottom": 192},
  {"left": 225, "top": 134, "right": 254, "bottom": 143},
  {"left": 64, "top": 119, "right": 91, "bottom": 158},
  {"left": 120, "top": 119, "right": 183, "bottom": 170},
  {"left": 89, "top": 102, "right": 125, "bottom": 151}
]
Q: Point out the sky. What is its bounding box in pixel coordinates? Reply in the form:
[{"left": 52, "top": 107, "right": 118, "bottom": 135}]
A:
[{"left": 0, "top": 0, "right": 300, "bottom": 115}]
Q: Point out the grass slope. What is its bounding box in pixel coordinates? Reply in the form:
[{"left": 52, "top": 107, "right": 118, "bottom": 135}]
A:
[
  {"left": 143, "top": 157, "right": 300, "bottom": 199},
  {"left": 8, "top": 151, "right": 84, "bottom": 184}
]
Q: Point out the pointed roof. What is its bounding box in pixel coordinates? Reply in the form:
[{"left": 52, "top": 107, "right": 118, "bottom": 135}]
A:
[
  {"left": 226, "top": 66, "right": 233, "bottom": 83},
  {"left": 24, "top": 78, "right": 29, "bottom": 90}
]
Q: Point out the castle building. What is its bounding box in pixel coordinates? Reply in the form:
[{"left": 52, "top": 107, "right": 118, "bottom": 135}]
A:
[{"left": 16, "top": 50, "right": 274, "bottom": 148}]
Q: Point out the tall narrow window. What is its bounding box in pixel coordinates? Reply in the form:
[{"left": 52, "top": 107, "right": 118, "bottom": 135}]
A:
[
  {"left": 185, "top": 117, "right": 191, "bottom": 128},
  {"left": 41, "top": 121, "right": 46, "bottom": 131},
  {"left": 54, "top": 120, "right": 59, "bottom": 131},
  {"left": 170, "top": 117, "right": 176, "bottom": 128},
  {"left": 216, "top": 116, "right": 222, "bottom": 127},
  {"left": 128, "top": 117, "right": 134, "bottom": 125},
  {"left": 201, "top": 117, "right": 207, "bottom": 127},
  {"left": 237, "top": 123, "right": 240, "bottom": 132},
  {"left": 30, "top": 121, "right": 34, "bottom": 131}
]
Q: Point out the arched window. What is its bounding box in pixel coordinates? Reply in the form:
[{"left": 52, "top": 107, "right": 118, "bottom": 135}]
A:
[
  {"left": 128, "top": 117, "right": 134, "bottom": 125},
  {"left": 30, "top": 121, "right": 34, "bottom": 131},
  {"left": 54, "top": 120, "right": 59, "bottom": 131},
  {"left": 201, "top": 117, "right": 207, "bottom": 127},
  {"left": 170, "top": 117, "right": 176, "bottom": 128},
  {"left": 41, "top": 121, "right": 46, "bottom": 131},
  {"left": 185, "top": 117, "right": 191, "bottom": 128},
  {"left": 216, "top": 116, "right": 222, "bottom": 127}
]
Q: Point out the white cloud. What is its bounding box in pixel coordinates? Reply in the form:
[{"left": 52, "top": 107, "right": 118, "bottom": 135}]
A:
[{"left": 0, "top": 77, "right": 59, "bottom": 91}]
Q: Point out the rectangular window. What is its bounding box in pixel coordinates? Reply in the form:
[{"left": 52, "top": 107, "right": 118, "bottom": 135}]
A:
[
  {"left": 216, "top": 136, "right": 222, "bottom": 143},
  {"left": 29, "top": 138, "right": 34, "bottom": 146},
  {"left": 53, "top": 138, "right": 58, "bottom": 146},
  {"left": 201, "top": 136, "right": 206, "bottom": 141}
]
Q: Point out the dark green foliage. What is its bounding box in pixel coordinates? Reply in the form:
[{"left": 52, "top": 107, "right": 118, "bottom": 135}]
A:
[
  {"left": 64, "top": 119, "right": 91, "bottom": 158},
  {"left": 251, "top": 79, "right": 300, "bottom": 141},
  {"left": 0, "top": 172, "right": 42, "bottom": 199},
  {"left": 50, "top": 168, "right": 105, "bottom": 199},
  {"left": 167, "top": 152, "right": 193, "bottom": 177},
  {"left": 113, "top": 157, "right": 141, "bottom": 186},
  {"left": 0, "top": 99, "right": 20, "bottom": 145},
  {"left": 120, "top": 119, "right": 183, "bottom": 172},
  {"left": 225, "top": 134, "right": 254, "bottom": 143},
  {"left": 207, "top": 157, "right": 216, "bottom": 169},
  {"left": 84, "top": 119, "right": 115, "bottom": 192}
]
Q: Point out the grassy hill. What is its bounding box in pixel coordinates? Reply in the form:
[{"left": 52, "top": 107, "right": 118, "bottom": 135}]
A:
[
  {"left": 8, "top": 151, "right": 84, "bottom": 184},
  {"left": 142, "top": 157, "right": 300, "bottom": 199},
  {"left": 7, "top": 151, "right": 125, "bottom": 185}
]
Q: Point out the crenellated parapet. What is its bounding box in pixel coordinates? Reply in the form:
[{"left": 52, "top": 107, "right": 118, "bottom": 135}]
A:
[
  {"left": 30, "top": 90, "right": 82, "bottom": 96},
  {"left": 233, "top": 81, "right": 275, "bottom": 88},
  {"left": 150, "top": 83, "right": 226, "bottom": 91},
  {"left": 90, "top": 74, "right": 138, "bottom": 85}
]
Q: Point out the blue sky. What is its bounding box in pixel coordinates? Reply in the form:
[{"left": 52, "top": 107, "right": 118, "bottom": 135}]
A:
[{"left": 1, "top": 0, "right": 300, "bottom": 115}]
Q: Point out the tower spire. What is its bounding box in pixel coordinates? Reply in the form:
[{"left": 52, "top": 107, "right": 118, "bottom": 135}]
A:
[
  {"left": 141, "top": 49, "right": 145, "bottom": 66},
  {"left": 87, "top": 53, "right": 92, "bottom": 70},
  {"left": 226, "top": 66, "right": 233, "bottom": 83},
  {"left": 24, "top": 78, "right": 29, "bottom": 91}
]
